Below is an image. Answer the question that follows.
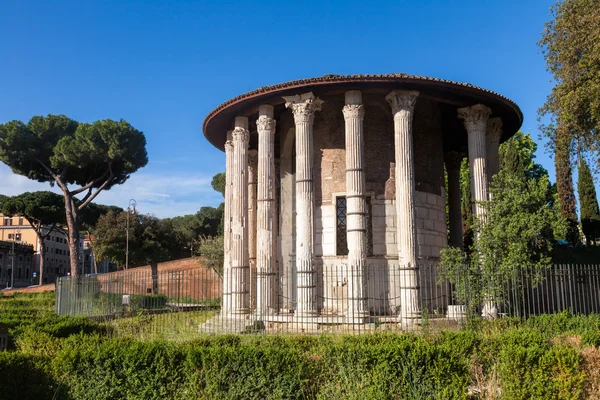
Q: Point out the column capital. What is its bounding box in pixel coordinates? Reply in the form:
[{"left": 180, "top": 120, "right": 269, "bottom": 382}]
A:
[
  {"left": 444, "top": 151, "right": 465, "bottom": 171},
  {"left": 283, "top": 92, "right": 323, "bottom": 123},
  {"left": 342, "top": 104, "right": 365, "bottom": 120},
  {"left": 256, "top": 115, "right": 276, "bottom": 134},
  {"left": 386, "top": 90, "right": 419, "bottom": 117},
  {"left": 486, "top": 117, "right": 503, "bottom": 143},
  {"left": 232, "top": 127, "right": 249, "bottom": 143},
  {"left": 457, "top": 104, "right": 491, "bottom": 132}
]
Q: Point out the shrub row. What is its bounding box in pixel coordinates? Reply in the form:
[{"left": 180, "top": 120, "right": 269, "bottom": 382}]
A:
[
  {"left": 1, "top": 294, "right": 599, "bottom": 399},
  {"left": 2, "top": 327, "right": 597, "bottom": 400}
]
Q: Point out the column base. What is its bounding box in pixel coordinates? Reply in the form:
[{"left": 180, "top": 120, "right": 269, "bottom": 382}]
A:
[
  {"left": 228, "top": 308, "right": 251, "bottom": 315},
  {"left": 481, "top": 301, "right": 498, "bottom": 319},
  {"left": 447, "top": 305, "right": 467, "bottom": 324},
  {"left": 346, "top": 315, "right": 372, "bottom": 325},
  {"left": 400, "top": 315, "right": 422, "bottom": 331},
  {"left": 295, "top": 310, "right": 319, "bottom": 318}
]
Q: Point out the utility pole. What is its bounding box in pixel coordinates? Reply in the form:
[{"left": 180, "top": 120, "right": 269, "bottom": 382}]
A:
[{"left": 125, "top": 199, "right": 136, "bottom": 270}]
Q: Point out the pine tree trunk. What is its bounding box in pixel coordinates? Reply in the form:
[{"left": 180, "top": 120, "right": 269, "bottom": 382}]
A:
[{"left": 64, "top": 194, "right": 81, "bottom": 277}]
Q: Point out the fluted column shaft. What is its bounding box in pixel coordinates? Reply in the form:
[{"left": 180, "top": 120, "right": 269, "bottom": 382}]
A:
[
  {"left": 458, "top": 104, "right": 491, "bottom": 221},
  {"left": 222, "top": 135, "right": 233, "bottom": 313},
  {"left": 284, "top": 92, "right": 323, "bottom": 317},
  {"left": 459, "top": 105, "right": 496, "bottom": 318},
  {"left": 230, "top": 117, "right": 250, "bottom": 314},
  {"left": 343, "top": 90, "right": 368, "bottom": 321},
  {"left": 486, "top": 117, "right": 503, "bottom": 185},
  {"left": 445, "top": 152, "right": 464, "bottom": 250},
  {"left": 256, "top": 105, "right": 277, "bottom": 317},
  {"left": 386, "top": 90, "right": 421, "bottom": 327},
  {"left": 248, "top": 150, "right": 258, "bottom": 309}
]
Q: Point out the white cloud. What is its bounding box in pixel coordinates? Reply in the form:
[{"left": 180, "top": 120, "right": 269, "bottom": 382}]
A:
[{"left": 0, "top": 164, "right": 223, "bottom": 218}]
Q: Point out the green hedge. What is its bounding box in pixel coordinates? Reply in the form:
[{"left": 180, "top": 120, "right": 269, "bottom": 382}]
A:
[
  {"left": 129, "top": 294, "right": 168, "bottom": 311},
  {"left": 2, "top": 294, "right": 599, "bottom": 399},
  {"left": 95, "top": 293, "right": 168, "bottom": 313},
  {"left": 3, "top": 328, "right": 596, "bottom": 400}
]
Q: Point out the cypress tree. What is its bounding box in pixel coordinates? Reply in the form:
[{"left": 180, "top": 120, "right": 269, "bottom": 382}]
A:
[
  {"left": 555, "top": 128, "right": 580, "bottom": 244},
  {"left": 577, "top": 157, "right": 600, "bottom": 245},
  {"left": 500, "top": 139, "right": 526, "bottom": 178}
]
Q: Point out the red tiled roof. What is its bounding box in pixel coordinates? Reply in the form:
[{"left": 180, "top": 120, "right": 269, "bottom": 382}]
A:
[{"left": 202, "top": 73, "right": 523, "bottom": 151}]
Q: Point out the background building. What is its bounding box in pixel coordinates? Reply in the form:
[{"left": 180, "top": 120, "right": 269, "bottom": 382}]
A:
[
  {"left": 0, "top": 240, "right": 34, "bottom": 288},
  {"left": 0, "top": 214, "right": 85, "bottom": 284}
]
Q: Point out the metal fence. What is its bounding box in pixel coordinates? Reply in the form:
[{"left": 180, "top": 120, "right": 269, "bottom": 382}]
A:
[{"left": 55, "top": 263, "right": 600, "bottom": 337}]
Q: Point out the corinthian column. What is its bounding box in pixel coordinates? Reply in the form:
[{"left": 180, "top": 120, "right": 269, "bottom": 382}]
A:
[
  {"left": 222, "top": 133, "right": 233, "bottom": 313},
  {"left": 230, "top": 117, "right": 250, "bottom": 314},
  {"left": 444, "top": 151, "right": 464, "bottom": 250},
  {"left": 458, "top": 104, "right": 496, "bottom": 319},
  {"left": 343, "top": 90, "right": 369, "bottom": 322},
  {"left": 256, "top": 105, "right": 277, "bottom": 317},
  {"left": 486, "top": 117, "right": 503, "bottom": 185},
  {"left": 248, "top": 149, "right": 258, "bottom": 309},
  {"left": 283, "top": 92, "right": 323, "bottom": 317},
  {"left": 386, "top": 90, "right": 421, "bottom": 329},
  {"left": 458, "top": 104, "right": 491, "bottom": 221}
]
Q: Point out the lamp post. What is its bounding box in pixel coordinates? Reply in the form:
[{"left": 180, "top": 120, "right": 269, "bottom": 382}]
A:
[
  {"left": 9, "top": 241, "right": 14, "bottom": 289},
  {"left": 125, "top": 199, "right": 136, "bottom": 270}
]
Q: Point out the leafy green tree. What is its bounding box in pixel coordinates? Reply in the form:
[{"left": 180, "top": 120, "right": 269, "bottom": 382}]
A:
[
  {"left": 166, "top": 205, "right": 223, "bottom": 257},
  {"left": 538, "top": 0, "right": 598, "bottom": 244},
  {"left": 93, "top": 211, "right": 175, "bottom": 293},
  {"left": 578, "top": 157, "right": 600, "bottom": 245},
  {"left": 196, "top": 235, "right": 224, "bottom": 277},
  {"left": 499, "top": 131, "right": 549, "bottom": 180},
  {"left": 211, "top": 172, "right": 226, "bottom": 197},
  {"left": 443, "top": 132, "right": 566, "bottom": 311},
  {"left": 0, "top": 115, "right": 148, "bottom": 276},
  {"left": 539, "top": 0, "right": 600, "bottom": 156},
  {"left": 0, "top": 192, "right": 65, "bottom": 285},
  {"left": 79, "top": 203, "right": 124, "bottom": 232},
  {"left": 441, "top": 168, "right": 565, "bottom": 312}
]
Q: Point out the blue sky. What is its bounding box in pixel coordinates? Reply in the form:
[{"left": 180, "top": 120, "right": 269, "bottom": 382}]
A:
[{"left": 0, "top": 0, "right": 558, "bottom": 217}]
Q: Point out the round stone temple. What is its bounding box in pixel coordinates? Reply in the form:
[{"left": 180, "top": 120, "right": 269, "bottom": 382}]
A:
[{"left": 202, "top": 73, "right": 522, "bottom": 325}]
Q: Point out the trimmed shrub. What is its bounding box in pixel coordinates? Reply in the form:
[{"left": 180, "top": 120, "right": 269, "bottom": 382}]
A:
[
  {"left": 129, "top": 294, "right": 168, "bottom": 311},
  {"left": 0, "top": 352, "right": 61, "bottom": 400}
]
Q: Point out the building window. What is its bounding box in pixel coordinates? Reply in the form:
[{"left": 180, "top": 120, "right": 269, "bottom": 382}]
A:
[
  {"left": 15, "top": 233, "right": 21, "bottom": 241},
  {"left": 8, "top": 234, "right": 13, "bottom": 239},
  {"left": 18, "top": 218, "right": 23, "bottom": 226},
  {"left": 336, "top": 197, "right": 349, "bottom": 256},
  {"left": 336, "top": 196, "right": 374, "bottom": 257},
  {"left": 4, "top": 218, "right": 11, "bottom": 226}
]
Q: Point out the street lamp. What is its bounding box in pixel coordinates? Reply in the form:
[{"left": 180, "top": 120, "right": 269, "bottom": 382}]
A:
[
  {"left": 9, "top": 241, "right": 14, "bottom": 289},
  {"left": 125, "top": 199, "right": 136, "bottom": 270}
]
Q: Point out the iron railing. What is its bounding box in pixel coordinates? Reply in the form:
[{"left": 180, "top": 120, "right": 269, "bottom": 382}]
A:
[{"left": 55, "top": 263, "right": 600, "bottom": 337}]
